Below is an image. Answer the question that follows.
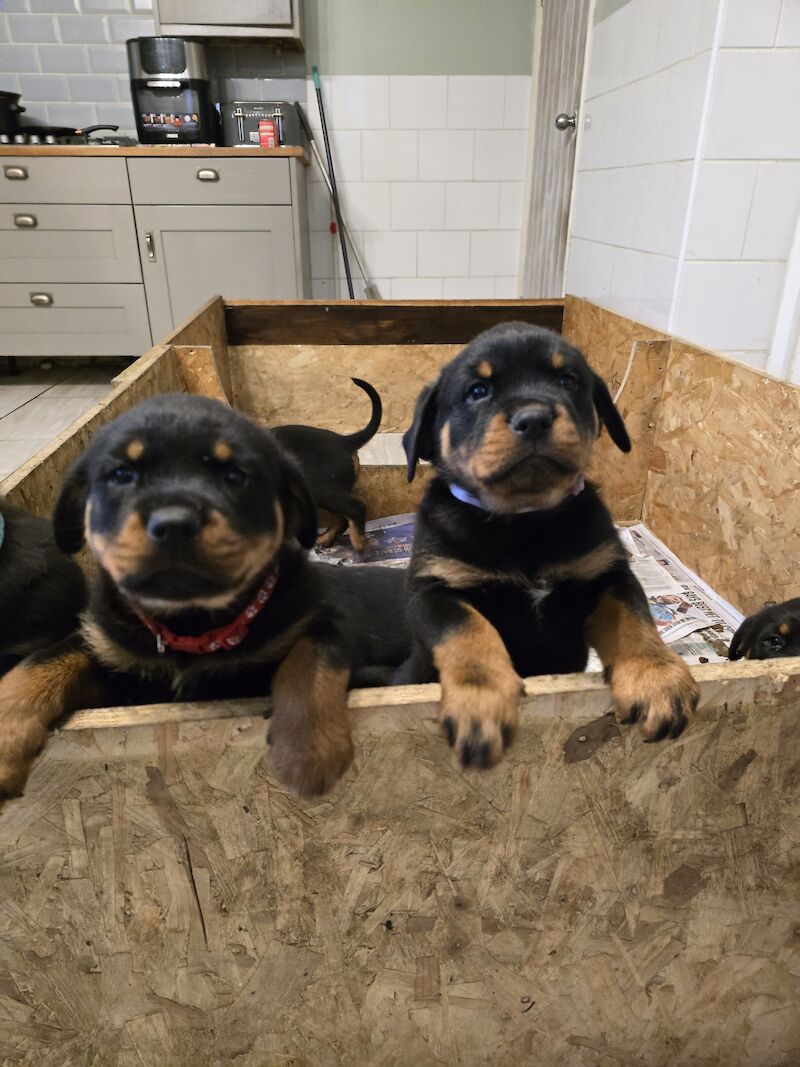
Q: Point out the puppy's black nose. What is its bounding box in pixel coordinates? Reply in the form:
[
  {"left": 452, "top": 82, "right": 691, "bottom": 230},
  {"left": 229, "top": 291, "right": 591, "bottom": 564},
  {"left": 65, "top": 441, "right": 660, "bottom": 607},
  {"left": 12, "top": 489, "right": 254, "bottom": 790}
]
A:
[
  {"left": 147, "top": 506, "right": 201, "bottom": 545},
  {"left": 510, "top": 405, "right": 555, "bottom": 437}
]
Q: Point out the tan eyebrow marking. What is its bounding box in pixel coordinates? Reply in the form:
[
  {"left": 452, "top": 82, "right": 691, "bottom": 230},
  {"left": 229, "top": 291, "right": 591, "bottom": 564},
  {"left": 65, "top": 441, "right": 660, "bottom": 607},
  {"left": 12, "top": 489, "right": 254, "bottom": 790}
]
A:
[
  {"left": 477, "top": 361, "right": 493, "bottom": 379},
  {"left": 125, "top": 439, "right": 144, "bottom": 461},
  {"left": 213, "top": 440, "right": 233, "bottom": 462}
]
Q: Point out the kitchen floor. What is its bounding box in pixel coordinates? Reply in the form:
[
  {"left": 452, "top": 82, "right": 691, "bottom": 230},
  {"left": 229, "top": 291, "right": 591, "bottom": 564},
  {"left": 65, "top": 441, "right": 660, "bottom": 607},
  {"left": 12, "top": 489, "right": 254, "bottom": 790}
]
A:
[{"left": 0, "top": 365, "right": 117, "bottom": 483}]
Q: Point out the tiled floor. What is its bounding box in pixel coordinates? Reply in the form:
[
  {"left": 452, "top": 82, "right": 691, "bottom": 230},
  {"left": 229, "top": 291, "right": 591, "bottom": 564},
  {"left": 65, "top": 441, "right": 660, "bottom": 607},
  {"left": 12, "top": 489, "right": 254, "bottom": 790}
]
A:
[{"left": 0, "top": 366, "right": 116, "bottom": 483}]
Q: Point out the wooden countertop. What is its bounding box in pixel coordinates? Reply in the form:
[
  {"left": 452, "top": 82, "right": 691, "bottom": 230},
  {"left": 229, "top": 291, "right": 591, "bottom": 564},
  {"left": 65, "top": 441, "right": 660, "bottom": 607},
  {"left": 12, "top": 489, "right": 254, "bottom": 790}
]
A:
[{"left": 0, "top": 145, "right": 309, "bottom": 162}]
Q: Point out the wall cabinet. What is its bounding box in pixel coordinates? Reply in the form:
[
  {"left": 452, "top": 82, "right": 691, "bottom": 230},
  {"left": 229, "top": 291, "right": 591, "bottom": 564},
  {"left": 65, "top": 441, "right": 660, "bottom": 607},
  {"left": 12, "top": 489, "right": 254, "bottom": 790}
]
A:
[{"left": 154, "top": 0, "right": 303, "bottom": 45}]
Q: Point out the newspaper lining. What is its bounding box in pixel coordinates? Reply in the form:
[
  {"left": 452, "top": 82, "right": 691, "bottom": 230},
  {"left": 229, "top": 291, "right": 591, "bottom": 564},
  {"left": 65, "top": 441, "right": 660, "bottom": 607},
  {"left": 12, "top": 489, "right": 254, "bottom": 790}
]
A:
[{"left": 311, "top": 515, "right": 744, "bottom": 667}]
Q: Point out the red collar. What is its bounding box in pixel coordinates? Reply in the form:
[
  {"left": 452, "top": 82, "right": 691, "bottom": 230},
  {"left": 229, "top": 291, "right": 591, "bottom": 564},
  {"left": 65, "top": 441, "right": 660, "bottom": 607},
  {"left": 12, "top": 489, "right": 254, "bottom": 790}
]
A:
[{"left": 131, "top": 566, "right": 279, "bottom": 655}]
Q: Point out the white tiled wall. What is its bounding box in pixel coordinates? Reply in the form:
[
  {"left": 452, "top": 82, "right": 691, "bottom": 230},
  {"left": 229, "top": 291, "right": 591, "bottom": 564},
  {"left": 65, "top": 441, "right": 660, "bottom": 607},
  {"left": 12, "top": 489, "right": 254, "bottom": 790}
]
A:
[
  {"left": 0, "top": 0, "right": 152, "bottom": 133},
  {"left": 304, "top": 75, "right": 531, "bottom": 299},
  {"left": 566, "top": 0, "right": 800, "bottom": 381}
]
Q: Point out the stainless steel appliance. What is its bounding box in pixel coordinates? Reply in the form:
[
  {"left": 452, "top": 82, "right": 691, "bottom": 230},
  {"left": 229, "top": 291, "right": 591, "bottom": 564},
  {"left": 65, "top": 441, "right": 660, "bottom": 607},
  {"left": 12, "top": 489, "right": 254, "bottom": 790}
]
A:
[
  {"left": 220, "top": 101, "right": 303, "bottom": 147},
  {"left": 127, "top": 36, "right": 216, "bottom": 144}
]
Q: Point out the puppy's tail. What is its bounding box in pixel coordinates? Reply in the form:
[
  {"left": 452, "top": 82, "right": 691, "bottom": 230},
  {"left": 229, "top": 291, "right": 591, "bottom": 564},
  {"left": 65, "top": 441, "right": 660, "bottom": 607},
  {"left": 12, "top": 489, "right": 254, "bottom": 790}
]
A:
[{"left": 340, "top": 378, "right": 383, "bottom": 451}]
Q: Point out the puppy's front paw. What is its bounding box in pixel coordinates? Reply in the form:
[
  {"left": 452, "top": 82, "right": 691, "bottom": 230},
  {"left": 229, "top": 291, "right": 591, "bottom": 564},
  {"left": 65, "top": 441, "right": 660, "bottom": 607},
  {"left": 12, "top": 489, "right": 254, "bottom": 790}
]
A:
[
  {"left": 268, "top": 718, "right": 354, "bottom": 797},
  {"left": 0, "top": 715, "right": 48, "bottom": 798},
  {"left": 439, "top": 667, "right": 523, "bottom": 769},
  {"left": 609, "top": 654, "right": 699, "bottom": 742}
]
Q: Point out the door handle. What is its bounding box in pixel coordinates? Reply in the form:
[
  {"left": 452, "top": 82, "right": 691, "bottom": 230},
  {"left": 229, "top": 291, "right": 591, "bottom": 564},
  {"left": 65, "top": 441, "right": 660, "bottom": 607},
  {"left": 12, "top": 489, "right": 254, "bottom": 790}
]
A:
[
  {"left": 3, "top": 165, "right": 28, "bottom": 180},
  {"left": 554, "top": 111, "right": 577, "bottom": 131},
  {"left": 30, "top": 292, "right": 53, "bottom": 306},
  {"left": 196, "top": 168, "right": 219, "bottom": 182},
  {"left": 144, "top": 231, "right": 156, "bottom": 262},
  {"left": 14, "top": 213, "right": 37, "bottom": 228}
]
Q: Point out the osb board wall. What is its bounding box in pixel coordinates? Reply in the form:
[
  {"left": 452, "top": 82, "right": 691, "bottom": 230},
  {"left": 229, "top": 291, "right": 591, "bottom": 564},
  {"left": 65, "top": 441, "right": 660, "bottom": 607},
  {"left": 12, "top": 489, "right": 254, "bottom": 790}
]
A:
[
  {"left": 1, "top": 346, "right": 183, "bottom": 518},
  {"left": 0, "top": 661, "right": 798, "bottom": 1065},
  {"left": 562, "top": 297, "right": 669, "bottom": 522},
  {"left": 227, "top": 343, "right": 462, "bottom": 432},
  {"left": 165, "top": 295, "right": 232, "bottom": 403},
  {"left": 643, "top": 341, "right": 800, "bottom": 614}
]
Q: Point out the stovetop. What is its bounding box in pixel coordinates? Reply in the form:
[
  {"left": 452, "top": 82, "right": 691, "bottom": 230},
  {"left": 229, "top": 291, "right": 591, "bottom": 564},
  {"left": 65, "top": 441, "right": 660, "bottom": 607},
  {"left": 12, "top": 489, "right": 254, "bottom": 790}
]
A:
[{"left": 1, "top": 133, "right": 138, "bottom": 146}]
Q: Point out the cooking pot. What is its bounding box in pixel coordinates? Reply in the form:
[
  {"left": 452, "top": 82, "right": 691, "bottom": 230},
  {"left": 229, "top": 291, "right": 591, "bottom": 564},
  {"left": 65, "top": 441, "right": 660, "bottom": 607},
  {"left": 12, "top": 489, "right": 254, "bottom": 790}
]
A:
[{"left": 0, "top": 91, "right": 25, "bottom": 137}]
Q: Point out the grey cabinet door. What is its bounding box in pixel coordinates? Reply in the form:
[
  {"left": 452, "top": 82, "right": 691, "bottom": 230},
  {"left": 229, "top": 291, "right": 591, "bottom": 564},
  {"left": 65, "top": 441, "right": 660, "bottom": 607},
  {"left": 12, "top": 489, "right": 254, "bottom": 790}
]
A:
[
  {"left": 0, "top": 203, "right": 142, "bottom": 283},
  {"left": 136, "top": 204, "right": 297, "bottom": 340},
  {"left": 157, "top": 0, "right": 292, "bottom": 26}
]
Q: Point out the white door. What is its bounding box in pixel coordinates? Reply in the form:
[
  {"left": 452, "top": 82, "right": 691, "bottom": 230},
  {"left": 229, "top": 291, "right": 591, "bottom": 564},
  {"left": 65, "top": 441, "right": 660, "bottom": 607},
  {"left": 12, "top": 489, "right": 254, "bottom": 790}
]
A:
[{"left": 521, "top": 0, "right": 591, "bottom": 298}]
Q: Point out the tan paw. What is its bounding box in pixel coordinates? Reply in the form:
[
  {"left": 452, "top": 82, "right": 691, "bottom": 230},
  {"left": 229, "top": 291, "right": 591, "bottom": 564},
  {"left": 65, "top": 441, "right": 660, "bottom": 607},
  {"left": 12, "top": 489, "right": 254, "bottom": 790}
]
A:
[
  {"left": 609, "top": 653, "right": 699, "bottom": 742},
  {"left": 439, "top": 666, "right": 523, "bottom": 769},
  {"left": 268, "top": 719, "right": 354, "bottom": 797}
]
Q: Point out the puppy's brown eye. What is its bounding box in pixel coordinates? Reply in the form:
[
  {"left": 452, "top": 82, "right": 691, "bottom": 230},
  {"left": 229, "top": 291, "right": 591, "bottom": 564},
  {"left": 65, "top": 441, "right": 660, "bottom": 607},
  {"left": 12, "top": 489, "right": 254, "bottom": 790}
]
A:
[
  {"left": 560, "top": 373, "right": 579, "bottom": 392},
  {"left": 768, "top": 633, "right": 785, "bottom": 649},
  {"left": 109, "top": 466, "right": 136, "bottom": 486},
  {"left": 465, "top": 381, "right": 490, "bottom": 402},
  {"left": 224, "top": 466, "right": 248, "bottom": 487}
]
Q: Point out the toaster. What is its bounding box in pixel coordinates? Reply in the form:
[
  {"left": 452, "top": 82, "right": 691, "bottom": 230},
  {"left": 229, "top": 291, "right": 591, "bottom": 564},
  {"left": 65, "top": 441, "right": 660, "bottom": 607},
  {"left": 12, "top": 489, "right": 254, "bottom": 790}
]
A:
[{"left": 220, "top": 101, "right": 304, "bottom": 148}]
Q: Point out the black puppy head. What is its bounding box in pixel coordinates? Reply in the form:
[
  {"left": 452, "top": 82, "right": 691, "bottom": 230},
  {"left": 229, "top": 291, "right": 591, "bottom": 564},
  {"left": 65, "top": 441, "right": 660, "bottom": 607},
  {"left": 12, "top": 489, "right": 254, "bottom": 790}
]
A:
[
  {"left": 403, "top": 322, "right": 630, "bottom": 512},
  {"left": 729, "top": 598, "right": 800, "bottom": 660},
  {"left": 54, "top": 394, "right": 316, "bottom": 611}
]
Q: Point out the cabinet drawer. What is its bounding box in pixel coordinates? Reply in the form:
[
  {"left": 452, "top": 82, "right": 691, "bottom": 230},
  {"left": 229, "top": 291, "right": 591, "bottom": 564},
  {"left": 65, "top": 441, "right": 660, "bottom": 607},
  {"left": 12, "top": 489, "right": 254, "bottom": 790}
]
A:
[
  {"left": 0, "top": 284, "right": 152, "bottom": 357},
  {"left": 0, "top": 204, "right": 142, "bottom": 283},
  {"left": 157, "top": 0, "right": 293, "bottom": 26},
  {"left": 127, "top": 157, "right": 291, "bottom": 205},
  {"left": 0, "top": 157, "right": 130, "bottom": 205}
]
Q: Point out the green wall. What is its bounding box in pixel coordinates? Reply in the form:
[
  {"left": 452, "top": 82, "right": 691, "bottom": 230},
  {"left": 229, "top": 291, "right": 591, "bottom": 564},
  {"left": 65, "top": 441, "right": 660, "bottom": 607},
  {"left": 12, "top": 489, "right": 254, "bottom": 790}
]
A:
[
  {"left": 304, "top": 0, "right": 535, "bottom": 74},
  {"left": 593, "top": 0, "right": 633, "bottom": 24}
]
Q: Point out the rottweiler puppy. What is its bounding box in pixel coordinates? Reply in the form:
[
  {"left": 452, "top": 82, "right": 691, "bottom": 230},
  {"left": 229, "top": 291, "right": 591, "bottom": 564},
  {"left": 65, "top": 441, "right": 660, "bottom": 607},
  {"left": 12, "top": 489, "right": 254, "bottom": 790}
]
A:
[
  {"left": 0, "top": 499, "right": 87, "bottom": 676},
  {"left": 401, "top": 322, "right": 700, "bottom": 768},
  {"left": 0, "top": 394, "right": 409, "bottom": 799},
  {"left": 729, "top": 598, "right": 800, "bottom": 660},
  {"left": 272, "top": 377, "right": 382, "bottom": 552}
]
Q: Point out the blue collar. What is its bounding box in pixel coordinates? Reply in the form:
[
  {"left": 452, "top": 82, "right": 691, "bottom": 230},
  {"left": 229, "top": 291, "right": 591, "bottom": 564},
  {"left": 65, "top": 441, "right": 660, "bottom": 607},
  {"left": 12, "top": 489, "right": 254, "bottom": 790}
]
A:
[{"left": 448, "top": 476, "right": 585, "bottom": 514}]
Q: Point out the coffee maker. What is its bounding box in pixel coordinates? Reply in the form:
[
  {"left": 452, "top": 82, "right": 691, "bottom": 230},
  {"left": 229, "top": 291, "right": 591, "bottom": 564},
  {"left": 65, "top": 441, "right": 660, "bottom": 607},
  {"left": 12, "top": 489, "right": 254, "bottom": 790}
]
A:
[{"left": 127, "top": 37, "right": 217, "bottom": 144}]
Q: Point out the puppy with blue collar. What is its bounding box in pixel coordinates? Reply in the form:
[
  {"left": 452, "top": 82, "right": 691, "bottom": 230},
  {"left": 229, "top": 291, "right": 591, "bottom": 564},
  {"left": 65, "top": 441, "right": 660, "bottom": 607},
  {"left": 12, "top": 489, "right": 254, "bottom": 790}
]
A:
[{"left": 400, "top": 322, "right": 699, "bottom": 769}]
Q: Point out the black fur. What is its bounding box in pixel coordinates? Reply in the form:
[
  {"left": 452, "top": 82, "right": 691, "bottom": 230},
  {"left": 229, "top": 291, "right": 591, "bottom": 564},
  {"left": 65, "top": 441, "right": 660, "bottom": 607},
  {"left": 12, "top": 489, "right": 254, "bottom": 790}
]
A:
[
  {"left": 49, "top": 393, "right": 408, "bottom": 704},
  {"left": 272, "top": 377, "right": 382, "bottom": 549},
  {"left": 0, "top": 499, "right": 86, "bottom": 675},
  {"left": 729, "top": 598, "right": 800, "bottom": 660}
]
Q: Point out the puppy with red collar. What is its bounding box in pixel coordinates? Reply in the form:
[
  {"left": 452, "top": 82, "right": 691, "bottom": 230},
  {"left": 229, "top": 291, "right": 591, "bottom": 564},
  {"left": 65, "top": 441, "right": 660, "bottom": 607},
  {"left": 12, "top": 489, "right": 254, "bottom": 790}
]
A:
[
  {"left": 0, "top": 394, "right": 409, "bottom": 798},
  {"left": 400, "top": 322, "right": 699, "bottom": 769}
]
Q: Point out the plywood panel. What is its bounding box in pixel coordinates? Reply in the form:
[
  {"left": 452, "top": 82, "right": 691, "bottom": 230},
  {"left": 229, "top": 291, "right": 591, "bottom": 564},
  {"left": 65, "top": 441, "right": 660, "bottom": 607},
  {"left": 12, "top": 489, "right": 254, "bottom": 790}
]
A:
[
  {"left": 643, "top": 340, "right": 800, "bottom": 614},
  {"left": 0, "top": 658, "right": 798, "bottom": 1065},
  {"left": 165, "top": 295, "right": 232, "bottom": 403},
  {"left": 229, "top": 343, "right": 463, "bottom": 432},
  {"left": 173, "top": 345, "right": 229, "bottom": 404},
  {"left": 562, "top": 296, "right": 669, "bottom": 521}
]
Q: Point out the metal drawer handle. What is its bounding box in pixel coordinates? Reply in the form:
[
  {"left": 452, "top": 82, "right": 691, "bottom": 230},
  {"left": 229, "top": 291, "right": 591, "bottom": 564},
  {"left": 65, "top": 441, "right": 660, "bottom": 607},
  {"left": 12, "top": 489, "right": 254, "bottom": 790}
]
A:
[
  {"left": 14, "top": 213, "right": 37, "bottom": 228},
  {"left": 197, "top": 168, "right": 219, "bottom": 182},
  {"left": 144, "top": 231, "right": 156, "bottom": 262},
  {"left": 4, "top": 165, "right": 28, "bottom": 180},
  {"left": 30, "top": 292, "right": 53, "bottom": 307}
]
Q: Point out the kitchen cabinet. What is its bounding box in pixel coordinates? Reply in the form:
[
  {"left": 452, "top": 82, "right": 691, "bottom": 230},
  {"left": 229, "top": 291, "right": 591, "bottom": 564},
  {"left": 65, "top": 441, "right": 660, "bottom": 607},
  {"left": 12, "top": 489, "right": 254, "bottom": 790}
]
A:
[
  {"left": 154, "top": 0, "right": 303, "bottom": 45},
  {"left": 135, "top": 205, "right": 298, "bottom": 338},
  {"left": 0, "top": 149, "right": 310, "bottom": 359}
]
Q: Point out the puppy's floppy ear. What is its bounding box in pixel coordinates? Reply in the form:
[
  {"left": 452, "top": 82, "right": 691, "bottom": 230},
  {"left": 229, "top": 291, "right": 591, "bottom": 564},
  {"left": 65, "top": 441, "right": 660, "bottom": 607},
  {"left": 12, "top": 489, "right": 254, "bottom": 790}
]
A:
[
  {"left": 728, "top": 614, "right": 761, "bottom": 660},
  {"left": 279, "top": 452, "right": 318, "bottom": 550},
  {"left": 403, "top": 381, "right": 440, "bottom": 482},
  {"left": 53, "top": 454, "right": 90, "bottom": 554},
  {"left": 592, "top": 372, "right": 631, "bottom": 453}
]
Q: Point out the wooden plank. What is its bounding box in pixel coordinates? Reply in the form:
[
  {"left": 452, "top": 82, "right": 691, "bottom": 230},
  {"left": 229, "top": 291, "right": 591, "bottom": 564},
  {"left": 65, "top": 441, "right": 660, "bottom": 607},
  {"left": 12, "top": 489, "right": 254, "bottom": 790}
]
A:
[
  {"left": 1, "top": 345, "right": 182, "bottom": 516},
  {"left": 0, "top": 658, "right": 797, "bottom": 1063},
  {"left": 224, "top": 299, "right": 564, "bottom": 345},
  {"left": 59, "top": 656, "right": 800, "bottom": 731},
  {"left": 562, "top": 296, "right": 669, "bottom": 522},
  {"left": 163, "top": 295, "right": 233, "bottom": 402},
  {"left": 643, "top": 339, "right": 800, "bottom": 614},
  {"left": 173, "top": 345, "right": 229, "bottom": 404}
]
